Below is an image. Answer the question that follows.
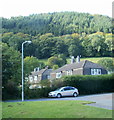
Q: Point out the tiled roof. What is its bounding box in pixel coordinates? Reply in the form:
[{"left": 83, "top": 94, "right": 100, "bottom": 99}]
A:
[
  {"left": 31, "top": 68, "right": 52, "bottom": 76},
  {"left": 52, "top": 60, "right": 105, "bottom": 73},
  {"left": 52, "top": 60, "right": 86, "bottom": 73},
  {"left": 83, "top": 60, "right": 105, "bottom": 68}
]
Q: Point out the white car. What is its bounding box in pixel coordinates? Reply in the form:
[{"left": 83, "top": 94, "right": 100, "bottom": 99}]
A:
[{"left": 48, "top": 86, "right": 79, "bottom": 98}]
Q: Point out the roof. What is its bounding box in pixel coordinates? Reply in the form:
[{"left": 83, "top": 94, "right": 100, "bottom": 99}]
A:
[
  {"left": 52, "top": 60, "right": 105, "bottom": 73},
  {"left": 83, "top": 60, "right": 105, "bottom": 68},
  {"left": 52, "top": 60, "right": 86, "bottom": 73},
  {"left": 30, "top": 68, "right": 52, "bottom": 76}
]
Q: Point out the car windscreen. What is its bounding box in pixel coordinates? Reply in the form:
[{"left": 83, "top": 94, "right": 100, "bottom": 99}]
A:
[{"left": 55, "top": 88, "right": 61, "bottom": 91}]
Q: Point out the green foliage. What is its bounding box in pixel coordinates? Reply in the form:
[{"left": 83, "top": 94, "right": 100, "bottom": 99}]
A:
[
  {"left": 47, "top": 55, "right": 66, "bottom": 68},
  {"left": 2, "top": 42, "right": 21, "bottom": 85},
  {"left": 10, "top": 74, "right": 113, "bottom": 100},
  {"left": 97, "top": 58, "right": 114, "bottom": 72},
  {"left": 2, "top": 81, "right": 20, "bottom": 100},
  {"left": 24, "top": 56, "right": 45, "bottom": 76},
  {"left": 1, "top": 27, "right": 113, "bottom": 59},
  {"left": 2, "top": 42, "right": 21, "bottom": 100},
  {"left": 51, "top": 74, "right": 113, "bottom": 95},
  {"left": 39, "top": 79, "right": 51, "bottom": 88},
  {"left": 68, "top": 35, "right": 82, "bottom": 57},
  {"left": 53, "top": 65, "right": 59, "bottom": 70},
  {"left": 2, "top": 12, "right": 112, "bottom": 36},
  {"left": 24, "top": 87, "right": 52, "bottom": 99}
]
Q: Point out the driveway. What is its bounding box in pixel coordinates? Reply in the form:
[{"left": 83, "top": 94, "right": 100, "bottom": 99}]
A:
[{"left": 5, "top": 93, "right": 113, "bottom": 110}]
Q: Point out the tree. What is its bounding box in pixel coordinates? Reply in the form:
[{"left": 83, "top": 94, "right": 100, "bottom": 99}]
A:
[
  {"left": 24, "top": 56, "right": 45, "bottom": 76},
  {"left": 2, "top": 12, "right": 112, "bottom": 36},
  {"left": 97, "top": 58, "right": 114, "bottom": 72},
  {"left": 2, "top": 42, "right": 21, "bottom": 99},
  {"left": 88, "top": 32, "right": 107, "bottom": 56},
  {"left": 51, "top": 38, "right": 68, "bottom": 56},
  {"left": 53, "top": 65, "right": 59, "bottom": 70},
  {"left": 68, "top": 34, "right": 82, "bottom": 57},
  {"left": 8, "top": 32, "right": 31, "bottom": 51},
  {"left": 2, "top": 42, "right": 21, "bottom": 85},
  {"left": 2, "top": 32, "right": 14, "bottom": 44},
  {"left": 105, "top": 33, "right": 114, "bottom": 56},
  {"left": 47, "top": 56, "right": 66, "bottom": 68}
]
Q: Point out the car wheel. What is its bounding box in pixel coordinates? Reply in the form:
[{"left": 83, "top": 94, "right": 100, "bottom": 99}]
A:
[
  {"left": 73, "top": 92, "right": 78, "bottom": 97},
  {"left": 57, "top": 93, "right": 62, "bottom": 98}
]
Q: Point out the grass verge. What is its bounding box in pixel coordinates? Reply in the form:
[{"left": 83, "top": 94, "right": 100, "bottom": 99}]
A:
[{"left": 2, "top": 100, "right": 112, "bottom": 118}]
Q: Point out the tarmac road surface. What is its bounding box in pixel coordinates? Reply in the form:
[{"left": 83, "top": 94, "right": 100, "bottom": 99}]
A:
[{"left": 5, "top": 93, "right": 113, "bottom": 110}]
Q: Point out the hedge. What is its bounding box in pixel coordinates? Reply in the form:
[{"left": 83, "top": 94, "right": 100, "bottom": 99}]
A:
[
  {"left": 24, "top": 87, "right": 53, "bottom": 99},
  {"left": 58, "top": 74, "right": 114, "bottom": 95},
  {"left": 27, "top": 74, "right": 113, "bottom": 98},
  {"left": 3, "top": 74, "right": 114, "bottom": 100}
]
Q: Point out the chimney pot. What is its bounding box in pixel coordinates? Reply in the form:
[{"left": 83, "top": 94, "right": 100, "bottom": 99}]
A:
[
  {"left": 76, "top": 56, "right": 80, "bottom": 63},
  {"left": 71, "top": 56, "right": 75, "bottom": 64}
]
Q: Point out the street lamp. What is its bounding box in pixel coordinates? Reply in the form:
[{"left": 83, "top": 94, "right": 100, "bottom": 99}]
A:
[{"left": 22, "top": 41, "right": 31, "bottom": 101}]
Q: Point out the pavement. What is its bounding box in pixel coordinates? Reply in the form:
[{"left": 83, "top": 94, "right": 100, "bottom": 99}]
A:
[{"left": 4, "top": 93, "right": 113, "bottom": 110}]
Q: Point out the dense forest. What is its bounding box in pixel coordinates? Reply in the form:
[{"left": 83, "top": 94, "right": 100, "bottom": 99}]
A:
[
  {"left": 2, "top": 12, "right": 112, "bottom": 36},
  {"left": 1, "top": 12, "right": 113, "bottom": 59}
]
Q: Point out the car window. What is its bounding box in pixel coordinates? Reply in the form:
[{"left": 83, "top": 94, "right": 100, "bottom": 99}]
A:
[
  {"left": 64, "top": 87, "right": 70, "bottom": 91},
  {"left": 70, "top": 87, "right": 75, "bottom": 90}
]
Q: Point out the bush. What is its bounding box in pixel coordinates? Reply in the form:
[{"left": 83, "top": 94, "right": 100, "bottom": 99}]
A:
[
  {"left": 97, "top": 58, "right": 114, "bottom": 72},
  {"left": 24, "top": 87, "right": 53, "bottom": 99},
  {"left": 18, "top": 74, "right": 114, "bottom": 99},
  {"left": 3, "top": 74, "right": 113, "bottom": 100},
  {"left": 61, "top": 74, "right": 114, "bottom": 95},
  {"left": 2, "top": 81, "right": 21, "bottom": 100}
]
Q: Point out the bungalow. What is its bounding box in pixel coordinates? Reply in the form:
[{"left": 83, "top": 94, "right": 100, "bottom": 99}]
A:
[{"left": 50, "top": 56, "right": 107, "bottom": 79}]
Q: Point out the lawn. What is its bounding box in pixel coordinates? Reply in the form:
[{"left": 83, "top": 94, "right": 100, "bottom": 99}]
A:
[{"left": 2, "top": 100, "right": 112, "bottom": 118}]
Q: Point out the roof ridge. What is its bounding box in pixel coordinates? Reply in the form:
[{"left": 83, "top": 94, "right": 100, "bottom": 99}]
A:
[{"left": 82, "top": 60, "right": 87, "bottom": 68}]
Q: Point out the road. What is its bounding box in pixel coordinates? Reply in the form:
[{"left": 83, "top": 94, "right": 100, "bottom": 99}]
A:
[{"left": 5, "top": 93, "right": 113, "bottom": 110}]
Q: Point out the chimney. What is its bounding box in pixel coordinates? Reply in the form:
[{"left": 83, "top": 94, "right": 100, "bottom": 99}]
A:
[
  {"left": 45, "top": 66, "right": 49, "bottom": 69},
  {"left": 34, "top": 67, "right": 40, "bottom": 72},
  {"left": 76, "top": 55, "right": 80, "bottom": 63},
  {"left": 71, "top": 56, "right": 75, "bottom": 64}
]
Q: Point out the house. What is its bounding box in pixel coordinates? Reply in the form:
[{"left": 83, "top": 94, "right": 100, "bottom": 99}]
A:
[
  {"left": 50, "top": 56, "right": 108, "bottom": 79},
  {"left": 28, "top": 67, "right": 52, "bottom": 88}
]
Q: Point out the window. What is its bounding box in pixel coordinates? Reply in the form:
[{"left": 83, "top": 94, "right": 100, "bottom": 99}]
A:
[
  {"left": 67, "top": 70, "right": 73, "bottom": 75},
  {"left": 91, "top": 69, "right": 101, "bottom": 75},
  {"left": 56, "top": 72, "right": 62, "bottom": 78},
  {"left": 70, "top": 87, "right": 75, "bottom": 90},
  {"left": 46, "top": 75, "right": 50, "bottom": 79},
  {"left": 29, "top": 76, "right": 33, "bottom": 82},
  {"left": 34, "top": 76, "right": 38, "bottom": 83},
  {"left": 64, "top": 87, "right": 71, "bottom": 91}
]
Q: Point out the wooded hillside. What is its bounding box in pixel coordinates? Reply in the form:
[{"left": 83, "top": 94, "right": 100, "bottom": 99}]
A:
[
  {"left": 2, "top": 12, "right": 112, "bottom": 36},
  {"left": 1, "top": 12, "right": 113, "bottom": 59}
]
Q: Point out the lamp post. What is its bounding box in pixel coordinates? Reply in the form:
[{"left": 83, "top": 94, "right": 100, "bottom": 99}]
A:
[{"left": 22, "top": 41, "right": 31, "bottom": 101}]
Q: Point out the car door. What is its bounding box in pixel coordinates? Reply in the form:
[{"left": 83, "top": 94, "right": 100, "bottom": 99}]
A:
[
  {"left": 68, "top": 87, "right": 75, "bottom": 96},
  {"left": 62, "top": 87, "right": 71, "bottom": 96}
]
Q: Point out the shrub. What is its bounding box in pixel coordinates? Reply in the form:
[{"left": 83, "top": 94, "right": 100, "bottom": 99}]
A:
[
  {"left": 24, "top": 87, "right": 53, "bottom": 99},
  {"left": 61, "top": 74, "right": 114, "bottom": 94},
  {"left": 3, "top": 74, "right": 113, "bottom": 100},
  {"left": 97, "top": 58, "right": 114, "bottom": 72},
  {"left": 25, "top": 74, "right": 114, "bottom": 99}
]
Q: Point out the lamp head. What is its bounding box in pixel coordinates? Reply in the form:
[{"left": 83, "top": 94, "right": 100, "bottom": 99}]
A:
[{"left": 27, "top": 41, "right": 32, "bottom": 44}]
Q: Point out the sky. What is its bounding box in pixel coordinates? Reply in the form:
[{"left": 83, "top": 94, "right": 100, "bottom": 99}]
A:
[{"left": 0, "top": 0, "right": 113, "bottom": 18}]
